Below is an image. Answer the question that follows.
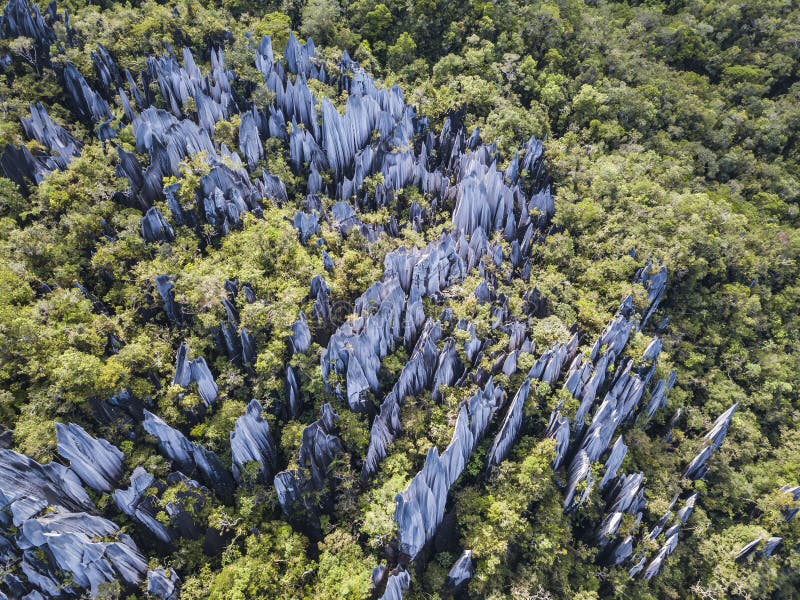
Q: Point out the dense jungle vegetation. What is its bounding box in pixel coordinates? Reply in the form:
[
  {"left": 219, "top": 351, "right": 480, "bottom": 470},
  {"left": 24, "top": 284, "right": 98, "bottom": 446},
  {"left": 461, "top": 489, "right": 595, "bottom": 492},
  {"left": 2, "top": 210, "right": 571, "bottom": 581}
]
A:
[{"left": 0, "top": 0, "right": 798, "bottom": 598}]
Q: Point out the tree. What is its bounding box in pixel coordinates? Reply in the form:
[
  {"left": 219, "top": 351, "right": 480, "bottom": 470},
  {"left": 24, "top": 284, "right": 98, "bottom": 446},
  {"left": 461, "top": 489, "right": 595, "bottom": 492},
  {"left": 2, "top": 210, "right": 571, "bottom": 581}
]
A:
[
  {"left": 387, "top": 32, "right": 416, "bottom": 71},
  {"left": 301, "top": 0, "right": 342, "bottom": 46}
]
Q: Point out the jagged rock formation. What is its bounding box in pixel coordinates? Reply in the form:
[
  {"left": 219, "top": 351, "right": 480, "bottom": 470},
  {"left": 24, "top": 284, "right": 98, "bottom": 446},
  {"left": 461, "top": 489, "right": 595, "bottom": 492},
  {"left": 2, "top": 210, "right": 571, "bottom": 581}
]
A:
[
  {"left": 362, "top": 320, "right": 442, "bottom": 480},
  {"left": 172, "top": 342, "right": 219, "bottom": 408},
  {"left": 290, "top": 312, "right": 312, "bottom": 354},
  {"left": 274, "top": 403, "right": 343, "bottom": 533},
  {"left": 445, "top": 549, "right": 475, "bottom": 592},
  {"left": 143, "top": 410, "right": 235, "bottom": 500},
  {"left": 781, "top": 485, "right": 799, "bottom": 522},
  {"left": 0, "top": 6, "right": 778, "bottom": 597},
  {"left": 394, "top": 380, "right": 499, "bottom": 560},
  {"left": 230, "top": 399, "right": 277, "bottom": 483},
  {"left": 55, "top": 422, "right": 124, "bottom": 493},
  {"left": 6, "top": 511, "right": 147, "bottom": 596},
  {"left": 155, "top": 274, "right": 183, "bottom": 325},
  {"left": 0, "top": 449, "right": 95, "bottom": 526},
  {"left": 486, "top": 333, "right": 578, "bottom": 473},
  {"left": 147, "top": 568, "right": 181, "bottom": 599},
  {"left": 379, "top": 569, "right": 411, "bottom": 600},
  {"left": 142, "top": 207, "right": 176, "bottom": 243},
  {"left": 21, "top": 102, "right": 80, "bottom": 169},
  {"left": 485, "top": 379, "right": 531, "bottom": 472},
  {"left": 62, "top": 61, "right": 111, "bottom": 124},
  {"left": 1, "top": 0, "right": 55, "bottom": 56},
  {"left": 113, "top": 467, "right": 174, "bottom": 545}
]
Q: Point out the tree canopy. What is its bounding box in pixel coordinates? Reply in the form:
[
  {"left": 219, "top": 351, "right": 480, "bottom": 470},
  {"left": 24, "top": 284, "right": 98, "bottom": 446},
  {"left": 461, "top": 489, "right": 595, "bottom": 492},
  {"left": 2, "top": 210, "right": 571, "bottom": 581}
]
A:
[{"left": 0, "top": 0, "right": 797, "bottom": 598}]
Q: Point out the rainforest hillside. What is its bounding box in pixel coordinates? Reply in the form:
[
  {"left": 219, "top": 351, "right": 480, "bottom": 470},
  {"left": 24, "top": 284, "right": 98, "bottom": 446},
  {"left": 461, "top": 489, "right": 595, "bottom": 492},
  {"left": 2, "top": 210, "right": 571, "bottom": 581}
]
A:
[{"left": 0, "top": 0, "right": 798, "bottom": 598}]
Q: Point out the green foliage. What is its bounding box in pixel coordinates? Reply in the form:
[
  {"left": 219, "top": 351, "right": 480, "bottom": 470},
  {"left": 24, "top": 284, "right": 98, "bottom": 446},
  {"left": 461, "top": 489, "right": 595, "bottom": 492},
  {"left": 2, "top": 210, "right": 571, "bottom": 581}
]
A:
[
  {"left": 0, "top": 0, "right": 798, "bottom": 598},
  {"left": 300, "top": 0, "right": 341, "bottom": 47},
  {"left": 313, "top": 530, "right": 373, "bottom": 599},
  {"left": 248, "top": 12, "right": 291, "bottom": 48},
  {"left": 387, "top": 32, "right": 417, "bottom": 71},
  {"left": 185, "top": 524, "right": 311, "bottom": 599}
]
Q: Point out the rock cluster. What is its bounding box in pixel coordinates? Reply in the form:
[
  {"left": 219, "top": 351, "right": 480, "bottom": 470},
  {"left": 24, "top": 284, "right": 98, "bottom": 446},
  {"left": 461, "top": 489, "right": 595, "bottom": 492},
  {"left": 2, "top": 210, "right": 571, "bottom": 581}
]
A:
[
  {"left": 15, "top": 512, "right": 146, "bottom": 596},
  {"left": 230, "top": 399, "right": 277, "bottom": 484},
  {"left": 55, "top": 422, "right": 125, "bottom": 493},
  {"left": 172, "top": 342, "right": 219, "bottom": 408},
  {"left": 0, "top": 7, "right": 757, "bottom": 597},
  {"left": 143, "top": 410, "right": 235, "bottom": 500},
  {"left": 274, "top": 404, "right": 344, "bottom": 533},
  {"left": 394, "top": 381, "right": 499, "bottom": 560}
]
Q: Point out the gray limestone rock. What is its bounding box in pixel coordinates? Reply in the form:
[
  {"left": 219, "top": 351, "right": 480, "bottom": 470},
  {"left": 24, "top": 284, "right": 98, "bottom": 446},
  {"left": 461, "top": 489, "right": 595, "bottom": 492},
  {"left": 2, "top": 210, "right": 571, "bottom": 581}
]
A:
[
  {"left": 230, "top": 399, "right": 277, "bottom": 484},
  {"left": 55, "top": 422, "right": 124, "bottom": 493},
  {"left": 147, "top": 567, "right": 181, "bottom": 599},
  {"left": 0, "top": 449, "right": 94, "bottom": 527},
  {"left": 445, "top": 549, "right": 475, "bottom": 591},
  {"left": 142, "top": 410, "right": 234, "bottom": 499},
  {"left": 16, "top": 512, "right": 147, "bottom": 596}
]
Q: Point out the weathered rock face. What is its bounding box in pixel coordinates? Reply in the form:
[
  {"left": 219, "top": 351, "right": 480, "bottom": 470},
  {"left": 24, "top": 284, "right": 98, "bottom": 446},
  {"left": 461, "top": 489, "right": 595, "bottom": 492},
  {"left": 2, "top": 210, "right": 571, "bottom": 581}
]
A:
[
  {"left": 147, "top": 567, "right": 181, "bottom": 599},
  {"left": 600, "top": 535, "right": 634, "bottom": 567},
  {"left": 21, "top": 102, "right": 80, "bottom": 169},
  {"left": 274, "top": 404, "right": 343, "bottom": 532},
  {"left": 55, "top": 422, "right": 125, "bottom": 493},
  {"left": 124, "top": 102, "right": 269, "bottom": 224},
  {"left": 481, "top": 332, "right": 578, "bottom": 478},
  {"left": 485, "top": 378, "right": 531, "bottom": 472},
  {"left": 286, "top": 364, "right": 302, "bottom": 418},
  {"left": 91, "top": 43, "right": 122, "bottom": 99},
  {"left": 239, "top": 107, "right": 263, "bottom": 169},
  {"left": 240, "top": 326, "right": 256, "bottom": 366},
  {"left": 762, "top": 536, "right": 783, "bottom": 558},
  {"left": 445, "top": 549, "right": 475, "bottom": 592},
  {"left": 322, "top": 277, "right": 406, "bottom": 397},
  {"left": 216, "top": 297, "right": 242, "bottom": 363},
  {"left": 643, "top": 370, "right": 677, "bottom": 422},
  {"left": 528, "top": 334, "right": 578, "bottom": 387},
  {"left": 735, "top": 536, "right": 763, "bottom": 562},
  {"left": 0, "top": 142, "right": 48, "bottom": 194},
  {"left": 293, "top": 211, "right": 320, "bottom": 244},
  {"left": 142, "top": 410, "right": 235, "bottom": 500},
  {"left": 362, "top": 320, "right": 442, "bottom": 480},
  {"left": 62, "top": 61, "right": 111, "bottom": 124},
  {"left": 142, "top": 206, "right": 175, "bottom": 242},
  {"left": 667, "top": 402, "right": 738, "bottom": 531},
  {"left": 290, "top": 312, "right": 312, "bottom": 354},
  {"left": 634, "top": 261, "right": 668, "bottom": 328},
  {"left": 379, "top": 569, "right": 411, "bottom": 600},
  {"left": 114, "top": 466, "right": 213, "bottom": 552},
  {"left": 230, "top": 399, "right": 277, "bottom": 483},
  {"left": 683, "top": 444, "right": 713, "bottom": 481},
  {"left": 431, "top": 338, "right": 462, "bottom": 403},
  {"left": 172, "top": 342, "right": 219, "bottom": 408},
  {"left": 545, "top": 406, "right": 571, "bottom": 470},
  {"left": 641, "top": 531, "right": 680, "bottom": 580},
  {"left": 599, "top": 435, "right": 628, "bottom": 490},
  {"left": 704, "top": 402, "right": 738, "bottom": 450},
  {"left": 0, "top": 449, "right": 95, "bottom": 527},
  {"left": 395, "top": 380, "right": 498, "bottom": 560},
  {"left": 16, "top": 512, "right": 147, "bottom": 596},
  {"left": 564, "top": 450, "right": 591, "bottom": 510},
  {"left": 155, "top": 274, "right": 182, "bottom": 325},
  {"left": 113, "top": 466, "right": 174, "bottom": 545},
  {"left": 1, "top": 0, "right": 55, "bottom": 54}
]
